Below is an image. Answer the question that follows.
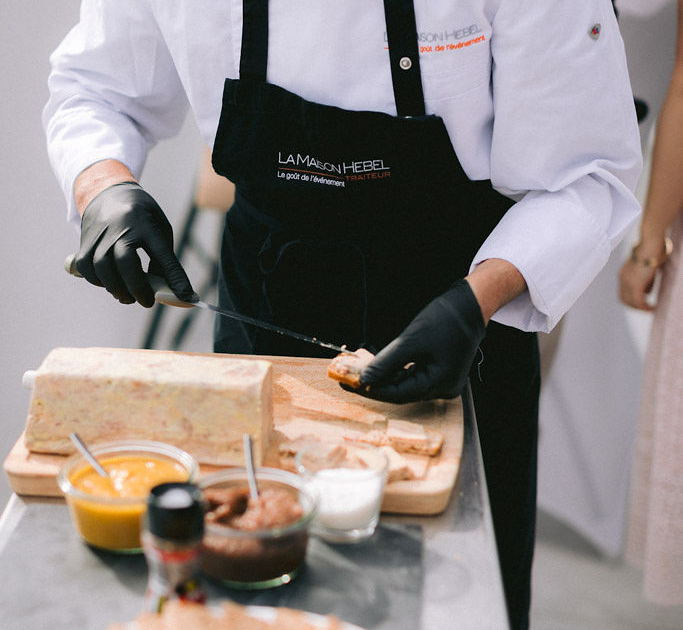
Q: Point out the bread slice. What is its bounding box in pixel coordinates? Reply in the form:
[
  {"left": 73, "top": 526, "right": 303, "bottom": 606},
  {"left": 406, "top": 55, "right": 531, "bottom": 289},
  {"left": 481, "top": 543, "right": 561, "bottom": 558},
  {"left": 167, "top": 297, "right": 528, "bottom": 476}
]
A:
[
  {"left": 327, "top": 348, "right": 374, "bottom": 389},
  {"left": 351, "top": 420, "right": 443, "bottom": 456},
  {"left": 378, "top": 446, "right": 415, "bottom": 482},
  {"left": 385, "top": 419, "right": 444, "bottom": 456}
]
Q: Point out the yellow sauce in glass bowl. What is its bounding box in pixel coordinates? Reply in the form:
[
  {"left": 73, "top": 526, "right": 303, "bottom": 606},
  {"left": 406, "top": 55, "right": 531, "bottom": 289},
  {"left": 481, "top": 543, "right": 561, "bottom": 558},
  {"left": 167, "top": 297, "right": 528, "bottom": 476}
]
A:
[
  {"left": 71, "top": 455, "right": 188, "bottom": 498},
  {"left": 58, "top": 441, "right": 198, "bottom": 553}
]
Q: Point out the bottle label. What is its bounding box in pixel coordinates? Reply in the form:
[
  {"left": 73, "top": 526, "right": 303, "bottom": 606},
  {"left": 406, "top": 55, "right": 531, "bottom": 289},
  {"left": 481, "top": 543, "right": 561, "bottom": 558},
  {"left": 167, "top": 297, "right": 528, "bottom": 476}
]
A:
[{"left": 144, "top": 544, "right": 206, "bottom": 612}]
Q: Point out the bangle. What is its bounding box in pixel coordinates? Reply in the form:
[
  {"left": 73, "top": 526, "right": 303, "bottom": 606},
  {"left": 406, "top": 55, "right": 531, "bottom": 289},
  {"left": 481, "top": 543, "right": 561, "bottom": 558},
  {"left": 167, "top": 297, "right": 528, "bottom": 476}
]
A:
[{"left": 630, "top": 236, "right": 673, "bottom": 268}]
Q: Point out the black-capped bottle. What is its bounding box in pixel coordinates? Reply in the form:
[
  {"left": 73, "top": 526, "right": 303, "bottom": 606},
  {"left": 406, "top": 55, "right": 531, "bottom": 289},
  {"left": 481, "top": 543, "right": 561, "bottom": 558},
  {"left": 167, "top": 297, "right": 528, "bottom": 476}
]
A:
[{"left": 142, "top": 482, "right": 206, "bottom": 613}]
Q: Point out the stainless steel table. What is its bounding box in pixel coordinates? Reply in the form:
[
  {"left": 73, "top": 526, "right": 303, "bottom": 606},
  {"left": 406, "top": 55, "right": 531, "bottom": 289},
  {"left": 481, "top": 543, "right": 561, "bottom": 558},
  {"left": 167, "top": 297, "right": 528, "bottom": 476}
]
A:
[{"left": 0, "top": 389, "right": 508, "bottom": 630}]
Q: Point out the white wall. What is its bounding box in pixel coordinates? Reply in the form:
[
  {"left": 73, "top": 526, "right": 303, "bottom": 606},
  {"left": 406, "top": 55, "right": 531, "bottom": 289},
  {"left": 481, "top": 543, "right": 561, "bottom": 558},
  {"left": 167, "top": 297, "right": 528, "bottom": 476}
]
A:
[{"left": 619, "top": 0, "right": 678, "bottom": 149}]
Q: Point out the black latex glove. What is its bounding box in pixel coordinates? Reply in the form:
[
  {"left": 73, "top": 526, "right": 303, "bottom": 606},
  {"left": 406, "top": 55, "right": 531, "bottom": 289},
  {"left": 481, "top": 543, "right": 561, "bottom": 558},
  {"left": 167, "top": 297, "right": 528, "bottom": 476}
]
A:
[
  {"left": 74, "top": 181, "right": 195, "bottom": 307},
  {"left": 356, "top": 279, "right": 485, "bottom": 403}
]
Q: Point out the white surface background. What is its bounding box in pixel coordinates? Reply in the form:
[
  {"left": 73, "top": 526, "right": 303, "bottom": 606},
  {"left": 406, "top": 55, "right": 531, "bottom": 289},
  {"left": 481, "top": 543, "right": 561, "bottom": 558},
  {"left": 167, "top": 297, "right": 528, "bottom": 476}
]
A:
[{"left": 0, "top": 1, "right": 677, "bottom": 559}]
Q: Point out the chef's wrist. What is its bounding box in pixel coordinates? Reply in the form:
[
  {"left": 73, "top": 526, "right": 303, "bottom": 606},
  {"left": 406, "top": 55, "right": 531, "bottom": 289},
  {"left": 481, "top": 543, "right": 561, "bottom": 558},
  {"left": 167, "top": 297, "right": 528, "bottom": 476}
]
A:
[
  {"left": 464, "top": 258, "right": 527, "bottom": 325},
  {"left": 74, "top": 159, "right": 138, "bottom": 217}
]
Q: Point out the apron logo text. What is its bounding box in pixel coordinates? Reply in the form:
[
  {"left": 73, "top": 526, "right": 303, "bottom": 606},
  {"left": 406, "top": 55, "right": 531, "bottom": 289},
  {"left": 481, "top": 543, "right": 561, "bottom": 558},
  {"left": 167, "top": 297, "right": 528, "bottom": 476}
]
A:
[{"left": 277, "top": 152, "right": 392, "bottom": 187}]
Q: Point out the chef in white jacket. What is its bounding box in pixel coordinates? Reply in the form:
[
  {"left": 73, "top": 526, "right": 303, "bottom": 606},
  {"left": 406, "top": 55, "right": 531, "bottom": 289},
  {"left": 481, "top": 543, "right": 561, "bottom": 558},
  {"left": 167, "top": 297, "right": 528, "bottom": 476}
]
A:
[{"left": 43, "top": 2, "right": 642, "bottom": 628}]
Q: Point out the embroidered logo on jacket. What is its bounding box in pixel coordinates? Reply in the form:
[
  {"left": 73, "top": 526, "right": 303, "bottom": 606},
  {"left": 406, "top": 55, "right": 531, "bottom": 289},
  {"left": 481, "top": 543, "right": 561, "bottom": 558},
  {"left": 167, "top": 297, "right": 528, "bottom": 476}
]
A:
[{"left": 384, "top": 23, "right": 486, "bottom": 54}]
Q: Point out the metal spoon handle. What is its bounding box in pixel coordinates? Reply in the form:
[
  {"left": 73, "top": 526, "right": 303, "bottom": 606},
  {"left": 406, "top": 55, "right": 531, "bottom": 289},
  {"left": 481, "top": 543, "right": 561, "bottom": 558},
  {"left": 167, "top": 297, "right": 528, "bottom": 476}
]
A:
[
  {"left": 243, "top": 434, "right": 259, "bottom": 500},
  {"left": 70, "top": 432, "right": 109, "bottom": 479}
]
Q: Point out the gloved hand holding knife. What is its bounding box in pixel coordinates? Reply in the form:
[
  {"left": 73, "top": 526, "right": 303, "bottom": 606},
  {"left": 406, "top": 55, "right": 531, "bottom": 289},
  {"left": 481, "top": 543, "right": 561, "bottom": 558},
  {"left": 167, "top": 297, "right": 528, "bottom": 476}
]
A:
[
  {"left": 74, "top": 179, "right": 196, "bottom": 307},
  {"left": 65, "top": 175, "right": 348, "bottom": 355}
]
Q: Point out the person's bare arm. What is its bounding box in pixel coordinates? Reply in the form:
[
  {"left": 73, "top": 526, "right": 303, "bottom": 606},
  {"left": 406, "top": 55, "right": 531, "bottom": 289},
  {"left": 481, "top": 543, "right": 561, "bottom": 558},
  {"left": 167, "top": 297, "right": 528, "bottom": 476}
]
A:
[
  {"left": 73, "top": 159, "right": 138, "bottom": 217},
  {"left": 619, "top": 0, "right": 683, "bottom": 310},
  {"left": 465, "top": 258, "right": 527, "bottom": 324}
]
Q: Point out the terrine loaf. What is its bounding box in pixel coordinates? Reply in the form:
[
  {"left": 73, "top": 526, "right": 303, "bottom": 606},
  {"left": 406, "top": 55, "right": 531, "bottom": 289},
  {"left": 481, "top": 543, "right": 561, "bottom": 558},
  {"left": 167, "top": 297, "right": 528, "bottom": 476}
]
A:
[{"left": 24, "top": 347, "right": 273, "bottom": 466}]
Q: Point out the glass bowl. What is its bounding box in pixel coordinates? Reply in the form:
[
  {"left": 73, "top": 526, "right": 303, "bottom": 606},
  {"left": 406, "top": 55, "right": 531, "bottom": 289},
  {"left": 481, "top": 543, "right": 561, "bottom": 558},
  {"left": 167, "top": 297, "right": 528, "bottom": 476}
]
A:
[
  {"left": 198, "top": 467, "right": 318, "bottom": 589},
  {"left": 57, "top": 439, "right": 199, "bottom": 553},
  {"left": 295, "top": 442, "right": 388, "bottom": 543}
]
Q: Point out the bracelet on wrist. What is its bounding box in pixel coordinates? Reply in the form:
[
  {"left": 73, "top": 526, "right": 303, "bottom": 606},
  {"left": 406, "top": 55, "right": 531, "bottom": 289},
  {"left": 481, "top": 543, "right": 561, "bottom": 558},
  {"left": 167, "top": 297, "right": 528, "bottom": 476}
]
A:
[{"left": 630, "top": 236, "right": 673, "bottom": 269}]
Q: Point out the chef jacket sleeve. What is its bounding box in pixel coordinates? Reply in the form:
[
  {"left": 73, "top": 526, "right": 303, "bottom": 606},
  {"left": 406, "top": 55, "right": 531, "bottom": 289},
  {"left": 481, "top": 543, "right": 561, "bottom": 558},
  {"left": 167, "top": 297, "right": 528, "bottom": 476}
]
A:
[
  {"left": 473, "top": 0, "right": 643, "bottom": 333},
  {"left": 42, "top": 0, "right": 190, "bottom": 227}
]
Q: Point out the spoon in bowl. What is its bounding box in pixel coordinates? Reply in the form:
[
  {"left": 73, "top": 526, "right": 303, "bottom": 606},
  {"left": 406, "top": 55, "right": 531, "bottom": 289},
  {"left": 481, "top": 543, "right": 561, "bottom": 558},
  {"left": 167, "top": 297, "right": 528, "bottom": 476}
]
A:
[
  {"left": 70, "top": 432, "right": 109, "bottom": 479},
  {"left": 242, "top": 433, "right": 259, "bottom": 500}
]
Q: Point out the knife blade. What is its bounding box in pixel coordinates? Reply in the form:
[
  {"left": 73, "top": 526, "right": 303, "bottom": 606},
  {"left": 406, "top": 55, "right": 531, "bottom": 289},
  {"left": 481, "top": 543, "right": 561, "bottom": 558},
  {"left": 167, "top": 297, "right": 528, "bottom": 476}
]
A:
[{"left": 64, "top": 254, "right": 347, "bottom": 354}]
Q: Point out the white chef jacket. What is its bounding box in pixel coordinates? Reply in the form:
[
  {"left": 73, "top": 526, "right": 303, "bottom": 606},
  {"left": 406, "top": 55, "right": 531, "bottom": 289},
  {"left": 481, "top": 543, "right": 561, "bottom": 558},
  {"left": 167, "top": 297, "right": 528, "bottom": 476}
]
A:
[{"left": 43, "top": 0, "right": 642, "bottom": 333}]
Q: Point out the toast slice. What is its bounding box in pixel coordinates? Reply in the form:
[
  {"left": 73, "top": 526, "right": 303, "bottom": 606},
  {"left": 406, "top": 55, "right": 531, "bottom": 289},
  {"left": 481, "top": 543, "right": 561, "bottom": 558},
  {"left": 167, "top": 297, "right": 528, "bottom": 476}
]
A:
[{"left": 327, "top": 348, "right": 374, "bottom": 389}]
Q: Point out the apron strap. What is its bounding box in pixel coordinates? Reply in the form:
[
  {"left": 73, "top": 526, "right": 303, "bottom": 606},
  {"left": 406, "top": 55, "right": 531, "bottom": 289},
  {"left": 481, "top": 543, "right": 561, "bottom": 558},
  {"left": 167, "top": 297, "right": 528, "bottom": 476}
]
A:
[
  {"left": 239, "top": 0, "right": 426, "bottom": 115},
  {"left": 383, "top": 0, "right": 426, "bottom": 117},
  {"left": 239, "top": 0, "right": 268, "bottom": 81}
]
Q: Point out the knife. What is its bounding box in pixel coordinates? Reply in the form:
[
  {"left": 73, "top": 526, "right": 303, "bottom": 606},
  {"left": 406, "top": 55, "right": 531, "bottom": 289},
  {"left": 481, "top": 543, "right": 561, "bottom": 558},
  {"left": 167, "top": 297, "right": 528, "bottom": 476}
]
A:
[{"left": 64, "top": 254, "right": 347, "bottom": 354}]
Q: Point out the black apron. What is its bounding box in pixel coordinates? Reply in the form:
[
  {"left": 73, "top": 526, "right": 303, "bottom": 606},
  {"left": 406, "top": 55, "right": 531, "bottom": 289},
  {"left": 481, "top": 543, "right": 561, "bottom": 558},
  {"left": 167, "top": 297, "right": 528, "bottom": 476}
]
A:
[
  {"left": 211, "top": 2, "right": 539, "bottom": 628},
  {"left": 211, "top": 0, "right": 510, "bottom": 357}
]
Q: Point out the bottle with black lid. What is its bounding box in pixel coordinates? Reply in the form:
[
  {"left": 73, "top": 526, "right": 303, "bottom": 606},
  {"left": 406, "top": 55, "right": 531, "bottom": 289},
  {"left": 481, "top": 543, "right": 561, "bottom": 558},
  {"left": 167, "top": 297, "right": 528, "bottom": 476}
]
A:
[{"left": 142, "top": 482, "right": 206, "bottom": 613}]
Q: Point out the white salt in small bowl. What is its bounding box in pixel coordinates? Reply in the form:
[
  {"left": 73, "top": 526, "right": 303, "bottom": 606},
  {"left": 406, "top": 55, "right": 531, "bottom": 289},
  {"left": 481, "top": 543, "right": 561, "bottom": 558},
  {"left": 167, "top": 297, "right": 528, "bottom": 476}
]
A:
[{"left": 295, "top": 442, "right": 388, "bottom": 543}]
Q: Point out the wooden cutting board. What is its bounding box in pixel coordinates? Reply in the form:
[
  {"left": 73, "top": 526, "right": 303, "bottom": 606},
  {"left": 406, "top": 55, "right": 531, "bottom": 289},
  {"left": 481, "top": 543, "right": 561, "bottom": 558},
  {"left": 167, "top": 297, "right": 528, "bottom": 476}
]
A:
[{"left": 3, "top": 354, "right": 463, "bottom": 515}]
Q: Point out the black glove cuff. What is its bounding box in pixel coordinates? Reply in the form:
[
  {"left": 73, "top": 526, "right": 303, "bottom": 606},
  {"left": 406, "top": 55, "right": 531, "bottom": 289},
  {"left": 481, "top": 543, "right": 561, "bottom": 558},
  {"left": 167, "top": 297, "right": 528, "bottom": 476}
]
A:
[
  {"left": 81, "top": 181, "right": 141, "bottom": 222},
  {"left": 445, "top": 279, "right": 486, "bottom": 336}
]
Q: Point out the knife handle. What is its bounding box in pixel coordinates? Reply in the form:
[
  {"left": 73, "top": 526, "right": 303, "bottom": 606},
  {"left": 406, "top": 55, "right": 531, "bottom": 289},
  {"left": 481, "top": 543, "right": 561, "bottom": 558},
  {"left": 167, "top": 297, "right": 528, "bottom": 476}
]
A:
[{"left": 63, "top": 253, "right": 197, "bottom": 309}]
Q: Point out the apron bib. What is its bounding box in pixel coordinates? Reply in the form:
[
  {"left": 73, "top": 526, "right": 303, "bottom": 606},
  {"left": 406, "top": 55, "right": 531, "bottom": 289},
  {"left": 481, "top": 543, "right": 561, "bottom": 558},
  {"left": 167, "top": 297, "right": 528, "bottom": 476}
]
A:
[{"left": 212, "top": 0, "right": 512, "bottom": 356}]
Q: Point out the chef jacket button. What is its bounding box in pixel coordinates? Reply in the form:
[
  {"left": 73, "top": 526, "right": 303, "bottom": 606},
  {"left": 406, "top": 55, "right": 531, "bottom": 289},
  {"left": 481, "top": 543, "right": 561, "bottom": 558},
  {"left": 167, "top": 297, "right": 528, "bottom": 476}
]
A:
[{"left": 399, "top": 56, "right": 412, "bottom": 70}]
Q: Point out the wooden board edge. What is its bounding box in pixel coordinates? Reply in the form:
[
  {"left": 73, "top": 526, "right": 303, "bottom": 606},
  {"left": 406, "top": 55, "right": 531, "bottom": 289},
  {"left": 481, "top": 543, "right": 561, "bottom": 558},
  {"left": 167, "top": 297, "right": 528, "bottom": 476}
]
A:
[
  {"left": 5, "top": 437, "right": 463, "bottom": 515},
  {"left": 382, "top": 457, "right": 461, "bottom": 515}
]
